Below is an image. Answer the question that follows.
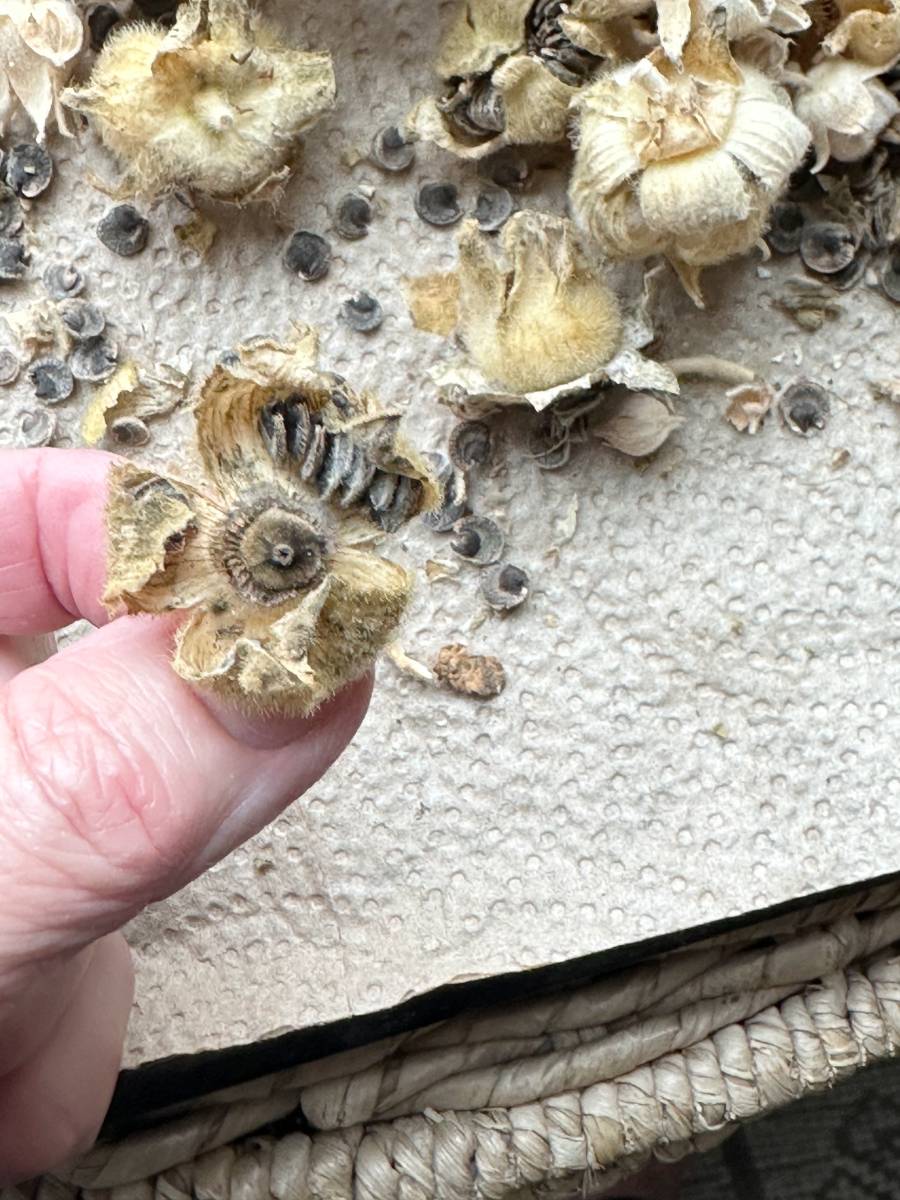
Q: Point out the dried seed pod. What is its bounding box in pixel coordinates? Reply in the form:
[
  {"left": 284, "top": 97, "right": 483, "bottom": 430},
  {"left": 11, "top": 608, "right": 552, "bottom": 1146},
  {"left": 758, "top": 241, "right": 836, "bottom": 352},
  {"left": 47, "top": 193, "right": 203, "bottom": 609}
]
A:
[
  {"left": 339, "top": 292, "right": 384, "bottom": 333},
  {"left": 0, "top": 186, "right": 23, "bottom": 236},
  {"left": 422, "top": 452, "right": 468, "bottom": 531},
  {"left": 4, "top": 143, "right": 53, "bottom": 198},
  {"left": 0, "top": 237, "right": 27, "bottom": 281},
  {"left": 58, "top": 299, "right": 106, "bottom": 341},
  {"left": 63, "top": 0, "right": 336, "bottom": 201},
  {"left": 87, "top": 4, "right": 121, "bottom": 51},
  {"left": 415, "top": 182, "right": 464, "bottom": 227},
  {"left": 449, "top": 419, "right": 493, "bottom": 470},
  {"left": 71, "top": 336, "right": 119, "bottom": 382},
  {"left": 334, "top": 191, "right": 374, "bottom": 240},
  {"left": 881, "top": 246, "right": 900, "bottom": 302},
  {"left": 767, "top": 202, "right": 806, "bottom": 255},
  {"left": 433, "top": 643, "right": 506, "bottom": 699},
  {"left": 481, "top": 562, "right": 529, "bottom": 611},
  {"left": 0, "top": 349, "right": 20, "bottom": 385},
  {"left": 799, "top": 222, "right": 859, "bottom": 274},
  {"left": 18, "top": 408, "right": 57, "bottom": 448},
  {"left": 370, "top": 125, "right": 416, "bottom": 172},
  {"left": 43, "top": 262, "right": 85, "bottom": 300},
  {"left": 779, "top": 379, "right": 831, "bottom": 435},
  {"left": 592, "top": 391, "right": 683, "bottom": 457},
  {"left": 795, "top": 60, "right": 900, "bottom": 171},
  {"left": 0, "top": 0, "right": 84, "bottom": 137},
  {"left": 29, "top": 357, "right": 74, "bottom": 402},
  {"left": 450, "top": 515, "right": 505, "bottom": 565},
  {"left": 102, "top": 326, "right": 438, "bottom": 716},
  {"left": 97, "top": 205, "right": 150, "bottom": 257},
  {"left": 474, "top": 184, "right": 515, "bottom": 232},
  {"left": 284, "top": 231, "right": 331, "bottom": 281}
]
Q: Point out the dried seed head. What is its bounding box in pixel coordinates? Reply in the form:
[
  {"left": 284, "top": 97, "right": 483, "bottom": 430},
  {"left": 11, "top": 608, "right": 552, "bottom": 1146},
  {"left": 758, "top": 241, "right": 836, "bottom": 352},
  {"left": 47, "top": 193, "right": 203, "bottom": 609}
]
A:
[
  {"left": 448, "top": 419, "right": 493, "bottom": 470},
  {"left": 795, "top": 60, "right": 900, "bottom": 171},
  {"left": 97, "top": 205, "right": 150, "bottom": 256},
  {"left": 109, "top": 415, "right": 151, "bottom": 447},
  {"left": 433, "top": 643, "right": 506, "bottom": 699},
  {"left": 88, "top": 4, "right": 121, "bottom": 51},
  {"left": 71, "top": 335, "right": 119, "bottom": 382},
  {"left": 284, "top": 230, "right": 331, "bottom": 281},
  {"left": 371, "top": 124, "right": 416, "bottom": 172},
  {"left": 415, "top": 182, "right": 464, "bottom": 227},
  {"left": 339, "top": 292, "right": 384, "bottom": 333},
  {"left": 29, "top": 357, "right": 74, "bottom": 402},
  {"left": 0, "top": 349, "right": 20, "bottom": 385},
  {"left": 18, "top": 408, "right": 57, "bottom": 448},
  {"left": 43, "top": 262, "right": 85, "bottom": 300},
  {"left": 779, "top": 379, "right": 831, "bottom": 435},
  {"left": 451, "top": 515, "right": 505, "bottom": 565},
  {"left": 4, "top": 143, "right": 53, "bottom": 199},
  {"left": 219, "top": 496, "right": 329, "bottom": 606},
  {"left": 334, "top": 191, "right": 374, "bottom": 240},
  {"left": 0, "top": 237, "right": 27, "bottom": 281},
  {"left": 481, "top": 562, "right": 530, "bottom": 610},
  {"left": 58, "top": 299, "right": 106, "bottom": 341},
  {"left": 0, "top": 186, "right": 23, "bottom": 236},
  {"left": 881, "top": 246, "right": 900, "bottom": 302},
  {"left": 799, "top": 222, "right": 859, "bottom": 274},
  {"left": 422, "top": 452, "right": 469, "bottom": 531},
  {"left": 592, "top": 391, "right": 683, "bottom": 457},
  {"left": 767, "top": 202, "right": 806, "bottom": 255},
  {"left": 474, "top": 183, "right": 515, "bottom": 232}
]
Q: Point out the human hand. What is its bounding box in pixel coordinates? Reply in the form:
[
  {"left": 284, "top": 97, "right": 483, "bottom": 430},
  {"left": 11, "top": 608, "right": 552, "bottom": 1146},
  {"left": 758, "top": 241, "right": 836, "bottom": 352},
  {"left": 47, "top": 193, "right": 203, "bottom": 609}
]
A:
[{"left": 0, "top": 449, "right": 372, "bottom": 1184}]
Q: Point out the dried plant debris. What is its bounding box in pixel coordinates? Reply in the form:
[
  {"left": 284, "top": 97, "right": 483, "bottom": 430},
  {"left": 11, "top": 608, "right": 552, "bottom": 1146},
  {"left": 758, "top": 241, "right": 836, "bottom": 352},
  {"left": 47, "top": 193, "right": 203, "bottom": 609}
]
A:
[
  {"left": 370, "top": 124, "right": 416, "bottom": 172},
  {"left": 433, "top": 643, "right": 506, "bottom": 698},
  {"left": 334, "top": 191, "right": 374, "bottom": 240},
  {"left": 774, "top": 275, "right": 843, "bottom": 330},
  {"left": 591, "top": 390, "right": 684, "bottom": 456},
  {"left": 81, "top": 360, "right": 188, "bottom": 445},
  {"left": 43, "top": 262, "right": 84, "bottom": 300},
  {"left": 4, "top": 298, "right": 70, "bottom": 361},
  {"left": 0, "top": 348, "right": 19, "bottom": 384},
  {"left": 882, "top": 245, "right": 900, "bottom": 301},
  {"left": 404, "top": 271, "right": 461, "bottom": 337},
  {"left": 570, "top": 13, "right": 811, "bottom": 305},
  {"left": 432, "top": 212, "right": 676, "bottom": 414},
  {"left": 29, "top": 356, "right": 74, "bottom": 402},
  {"left": 779, "top": 378, "right": 832, "bottom": 435},
  {"left": 103, "top": 327, "right": 438, "bottom": 716},
  {"left": 0, "top": 185, "right": 22, "bottom": 235},
  {"left": 725, "top": 380, "right": 775, "bottom": 433},
  {"left": 18, "top": 408, "right": 56, "bottom": 447},
  {"left": 339, "top": 292, "right": 383, "bottom": 334},
  {"left": 422, "top": 452, "right": 469, "bottom": 531},
  {"left": 449, "top": 420, "right": 493, "bottom": 470},
  {"left": 451, "top": 516, "right": 505, "bottom": 565},
  {"left": 385, "top": 642, "right": 435, "bottom": 684},
  {"left": 474, "top": 184, "right": 515, "bottom": 231},
  {"left": 0, "top": 236, "right": 26, "bottom": 280},
  {"left": 795, "top": 61, "right": 900, "bottom": 171},
  {"left": 415, "top": 182, "right": 464, "bottom": 227},
  {"left": 284, "top": 230, "right": 331, "bottom": 281},
  {"left": 174, "top": 212, "right": 218, "bottom": 258},
  {"left": 0, "top": 0, "right": 84, "bottom": 136},
  {"left": 64, "top": 0, "right": 336, "bottom": 201},
  {"left": 481, "top": 562, "right": 530, "bottom": 610},
  {"left": 4, "top": 143, "right": 53, "bottom": 198},
  {"left": 97, "top": 205, "right": 150, "bottom": 257}
]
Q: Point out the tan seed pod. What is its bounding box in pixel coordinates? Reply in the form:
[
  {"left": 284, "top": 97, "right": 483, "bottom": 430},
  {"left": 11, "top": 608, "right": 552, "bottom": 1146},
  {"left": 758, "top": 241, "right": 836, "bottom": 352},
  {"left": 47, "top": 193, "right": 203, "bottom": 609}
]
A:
[
  {"left": 433, "top": 642, "right": 507, "bottom": 698},
  {"left": 103, "top": 327, "right": 439, "bottom": 717},
  {"left": 592, "top": 390, "right": 684, "bottom": 456},
  {"left": 63, "top": 0, "right": 336, "bottom": 201},
  {"left": 794, "top": 59, "right": 900, "bottom": 172}
]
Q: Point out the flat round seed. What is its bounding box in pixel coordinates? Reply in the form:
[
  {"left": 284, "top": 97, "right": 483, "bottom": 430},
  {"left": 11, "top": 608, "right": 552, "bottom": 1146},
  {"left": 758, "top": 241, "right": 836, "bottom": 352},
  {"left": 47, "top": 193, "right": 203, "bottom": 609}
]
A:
[
  {"left": 59, "top": 298, "right": 106, "bottom": 340},
  {"left": 335, "top": 191, "right": 373, "bottom": 240},
  {"left": 0, "top": 349, "right": 20, "bottom": 384},
  {"left": 474, "top": 184, "right": 515, "bottom": 232},
  {"left": 0, "top": 237, "right": 26, "bottom": 280},
  {"left": 881, "top": 246, "right": 900, "bottom": 302},
  {"left": 71, "top": 335, "right": 118, "bottom": 381},
  {"left": 43, "top": 262, "right": 85, "bottom": 300},
  {"left": 767, "top": 201, "right": 805, "bottom": 255},
  {"left": 283, "top": 230, "right": 331, "bottom": 281},
  {"left": 29, "top": 357, "right": 74, "bottom": 402},
  {"left": 479, "top": 148, "right": 530, "bottom": 192},
  {"left": 87, "top": 3, "right": 121, "bottom": 50},
  {"left": 449, "top": 420, "right": 493, "bottom": 470},
  {"left": 371, "top": 125, "right": 415, "bottom": 173},
  {"left": 18, "top": 408, "right": 57, "bottom": 447},
  {"left": 340, "top": 291, "right": 383, "bottom": 333},
  {"left": 4, "top": 143, "right": 53, "bottom": 198},
  {"left": 451, "top": 516, "right": 505, "bottom": 566},
  {"left": 481, "top": 563, "right": 530, "bottom": 611},
  {"left": 779, "top": 379, "right": 831, "bottom": 436},
  {"left": 799, "top": 222, "right": 858, "bottom": 274},
  {"left": 97, "top": 205, "right": 150, "bottom": 256},
  {"left": 109, "top": 416, "right": 151, "bottom": 446},
  {"left": 0, "top": 185, "right": 22, "bottom": 235},
  {"left": 415, "top": 182, "right": 463, "bottom": 227}
]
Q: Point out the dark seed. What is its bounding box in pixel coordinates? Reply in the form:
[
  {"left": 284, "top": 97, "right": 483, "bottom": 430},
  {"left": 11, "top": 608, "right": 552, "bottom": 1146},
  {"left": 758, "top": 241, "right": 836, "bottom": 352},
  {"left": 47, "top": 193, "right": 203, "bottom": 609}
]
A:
[
  {"left": 0, "top": 185, "right": 22, "bottom": 235},
  {"left": 283, "top": 230, "right": 331, "bottom": 281},
  {"left": 132, "top": 0, "right": 180, "bottom": 16},
  {"left": 97, "top": 205, "right": 150, "bottom": 256},
  {"left": 450, "top": 516, "right": 505, "bottom": 565},
  {"left": 4, "top": 143, "right": 53, "bottom": 199},
  {"left": 109, "top": 416, "right": 151, "bottom": 447},
  {"left": 29, "top": 357, "right": 74, "bottom": 402},
  {"left": 767, "top": 201, "right": 805, "bottom": 255},
  {"left": 334, "top": 191, "right": 373, "bottom": 240},
  {"left": 43, "top": 262, "right": 85, "bottom": 300},
  {"left": 0, "top": 237, "right": 26, "bottom": 280},
  {"left": 71, "top": 335, "right": 118, "bottom": 381},
  {"left": 479, "top": 148, "right": 530, "bottom": 192},
  {"left": 881, "top": 246, "right": 900, "bottom": 303},
  {"left": 779, "top": 379, "right": 831, "bottom": 436},
  {"left": 58, "top": 299, "right": 105, "bottom": 340},
  {"left": 449, "top": 420, "right": 493, "bottom": 470},
  {"left": 18, "top": 409, "right": 57, "bottom": 447},
  {"left": 481, "top": 563, "right": 530, "bottom": 611},
  {"left": 799, "top": 221, "right": 858, "bottom": 274},
  {"left": 415, "top": 182, "right": 463, "bottom": 227},
  {"left": 474, "top": 184, "right": 515, "bottom": 232},
  {"left": 340, "top": 291, "right": 383, "bottom": 333},
  {"left": 371, "top": 125, "right": 415, "bottom": 173},
  {"left": 0, "top": 349, "right": 20, "bottom": 384},
  {"left": 829, "top": 252, "right": 867, "bottom": 292},
  {"left": 87, "top": 3, "right": 121, "bottom": 50}
]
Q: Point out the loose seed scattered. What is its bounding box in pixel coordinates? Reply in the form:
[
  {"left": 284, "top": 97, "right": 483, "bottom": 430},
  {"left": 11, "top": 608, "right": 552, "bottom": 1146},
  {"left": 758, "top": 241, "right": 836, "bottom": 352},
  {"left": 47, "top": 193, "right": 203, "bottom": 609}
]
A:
[
  {"left": 371, "top": 125, "right": 416, "bottom": 172},
  {"left": 97, "top": 205, "right": 150, "bottom": 256},
  {"left": 4, "top": 143, "right": 53, "bottom": 199},
  {"left": 29, "top": 357, "right": 74, "bottom": 402},
  {"left": 339, "top": 291, "right": 383, "bottom": 333},
  {"left": 283, "top": 230, "right": 331, "bottom": 281},
  {"left": 415, "top": 181, "right": 463, "bottom": 227}
]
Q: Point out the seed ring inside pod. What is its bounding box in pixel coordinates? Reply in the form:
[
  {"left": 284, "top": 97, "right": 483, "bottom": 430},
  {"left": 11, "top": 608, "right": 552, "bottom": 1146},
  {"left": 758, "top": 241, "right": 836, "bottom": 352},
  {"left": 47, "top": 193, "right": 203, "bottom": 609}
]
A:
[
  {"left": 449, "top": 420, "right": 493, "bottom": 471},
  {"left": 97, "top": 205, "right": 150, "bottom": 257},
  {"left": 450, "top": 516, "right": 505, "bottom": 566},
  {"left": 340, "top": 291, "right": 383, "bottom": 333},
  {"left": 29, "top": 357, "right": 75, "bottom": 403},
  {"left": 779, "top": 379, "right": 832, "bottom": 436},
  {"left": 218, "top": 493, "right": 330, "bottom": 607},
  {"left": 474, "top": 184, "right": 515, "bottom": 233},
  {"left": 481, "top": 563, "right": 530, "bottom": 611},
  {"left": 5, "top": 143, "right": 53, "bottom": 199},
  {"left": 283, "top": 230, "right": 331, "bottom": 281},
  {"left": 371, "top": 125, "right": 416, "bottom": 172},
  {"left": 43, "top": 262, "right": 85, "bottom": 300},
  {"left": 767, "top": 201, "right": 806, "bottom": 255},
  {"left": 799, "top": 222, "right": 859, "bottom": 275},
  {"left": 335, "top": 191, "right": 374, "bottom": 240},
  {"left": 0, "top": 237, "right": 27, "bottom": 280},
  {"left": 59, "top": 299, "right": 106, "bottom": 341},
  {"left": 415, "top": 182, "right": 464, "bottom": 227}
]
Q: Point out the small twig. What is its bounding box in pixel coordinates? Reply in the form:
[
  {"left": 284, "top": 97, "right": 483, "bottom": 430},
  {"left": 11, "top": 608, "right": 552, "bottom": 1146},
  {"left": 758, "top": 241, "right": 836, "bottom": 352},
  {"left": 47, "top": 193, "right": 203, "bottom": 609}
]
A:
[{"left": 664, "top": 355, "right": 757, "bottom": 385}]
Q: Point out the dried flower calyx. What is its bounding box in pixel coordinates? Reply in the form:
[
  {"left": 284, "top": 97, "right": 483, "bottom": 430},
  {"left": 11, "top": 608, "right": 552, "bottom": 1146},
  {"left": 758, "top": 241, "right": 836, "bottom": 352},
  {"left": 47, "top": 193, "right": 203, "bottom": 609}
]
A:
[
  {"left": 63, "top": 0, "right": 336, "bottom": 201},
  {"left": 103, "top": 328, "right": 439, "bottom": 716},
  {"left": 0, "top": 0, "right": 84, "bottom": 136}
]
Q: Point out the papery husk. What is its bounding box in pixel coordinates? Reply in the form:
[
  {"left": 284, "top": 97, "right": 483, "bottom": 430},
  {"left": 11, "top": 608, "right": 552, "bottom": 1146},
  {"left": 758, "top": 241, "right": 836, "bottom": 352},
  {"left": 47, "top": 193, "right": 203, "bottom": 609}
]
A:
[
  {"left": 591, "top": 390, "right": 684, "bottom": 455},
  {"left": 794, "top": 58, "right": 900, "bottom": 169},
  {"left": 81, "top": 360, "right": 188, "bottom": 445},
  {"left": 725, "top": 379, "right": 774, "bottom": 433},
  {"left": 63, "top": 0, "right": 335, "bottom": 200},
  {"left": 822, "top": 0, "right": 900, "bottom": 67},
  {"left": 0, "top": 0, "right": 83, "bottom": 136}
]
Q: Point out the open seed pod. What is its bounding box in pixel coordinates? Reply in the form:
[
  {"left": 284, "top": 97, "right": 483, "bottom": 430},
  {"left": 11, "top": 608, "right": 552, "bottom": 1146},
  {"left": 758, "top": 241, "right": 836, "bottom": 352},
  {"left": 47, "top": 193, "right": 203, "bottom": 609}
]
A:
[
  {"left": 657, "top": 0, "right": 812, "bottom": 58},
  {"left": 408, "top": 0, "right": 642, "bottom": 159},
  {"left": 63, "top": 0, "right": 336, "bottom": 201},
  {"left": 794, "top": 59, "right": 900, "bottom": 171},
  {"left": 432, "top": 212, "right": 677, "bottom": 416},
  {"left": 0, "top": 0, "right": 84, "bottom": 136},
  {"left": 103, "top": 328, "right": 439, "bottom": 716},
  {"left": 820, "top": 0, "right": 900, "bottom": 68},
  {"left": 569, "top": 11, "right": 810, "bottom": 305}
]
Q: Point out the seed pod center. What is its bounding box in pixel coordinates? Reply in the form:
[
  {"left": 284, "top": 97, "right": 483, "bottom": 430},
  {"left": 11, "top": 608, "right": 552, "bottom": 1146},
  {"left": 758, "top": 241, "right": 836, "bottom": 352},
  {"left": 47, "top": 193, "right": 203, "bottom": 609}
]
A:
[{"left": 221, "top": 501, "right": 328, "bottom": 605}]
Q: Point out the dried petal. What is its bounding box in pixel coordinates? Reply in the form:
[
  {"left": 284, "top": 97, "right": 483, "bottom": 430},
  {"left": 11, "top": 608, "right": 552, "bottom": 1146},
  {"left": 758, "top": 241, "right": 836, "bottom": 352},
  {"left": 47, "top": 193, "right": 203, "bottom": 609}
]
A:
[
  {"left": 403, "top": 271, "right": 461, "bottom": 337},
  {"left": 174, "top": 212, "right": 218, "bottom": 258},
  {"left": 433, "top": 642, "right": 506, "bottom": 698},
  {"left": 725, "top": 380, "right": 774, "bottom": 434}
]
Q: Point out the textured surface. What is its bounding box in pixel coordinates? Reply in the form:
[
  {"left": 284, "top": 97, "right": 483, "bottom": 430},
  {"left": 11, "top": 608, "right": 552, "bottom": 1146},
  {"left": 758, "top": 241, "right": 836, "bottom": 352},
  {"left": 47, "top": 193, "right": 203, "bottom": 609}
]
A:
[{"left": 0, "top": 0, "right": 898, "bottom": 1068}]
